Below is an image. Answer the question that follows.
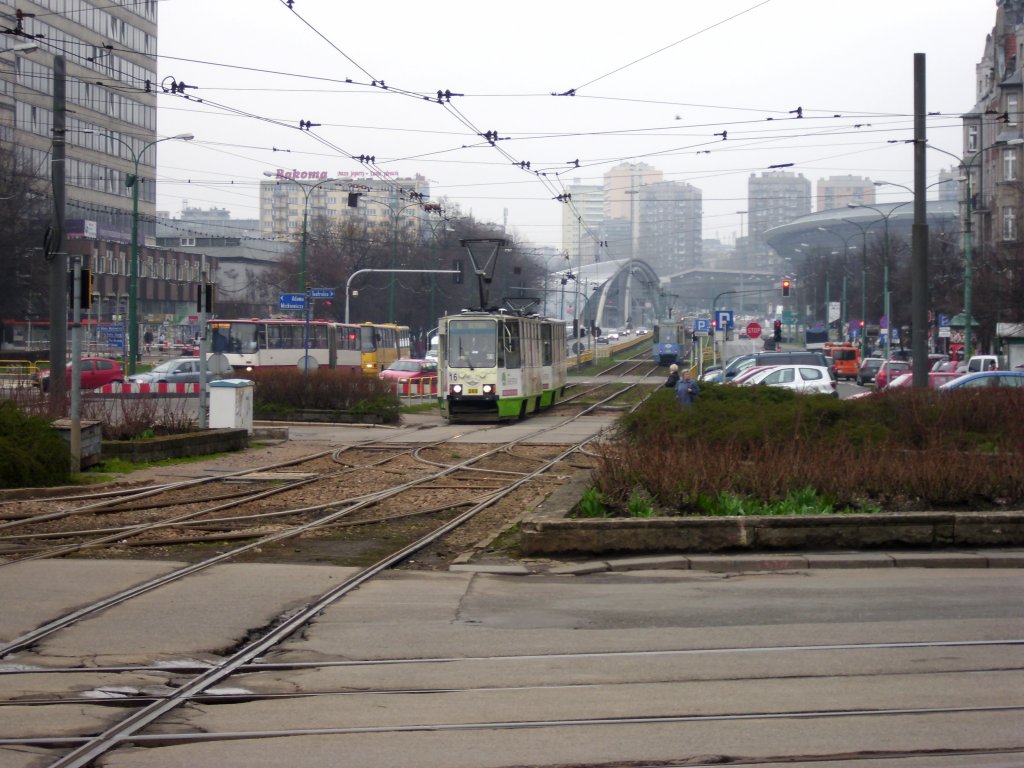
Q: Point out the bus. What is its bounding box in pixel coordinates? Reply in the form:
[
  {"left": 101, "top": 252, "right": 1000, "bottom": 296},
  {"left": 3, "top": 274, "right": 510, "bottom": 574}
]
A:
[{"left": 206, "top": 319, "right": 410, "bottom": 376}]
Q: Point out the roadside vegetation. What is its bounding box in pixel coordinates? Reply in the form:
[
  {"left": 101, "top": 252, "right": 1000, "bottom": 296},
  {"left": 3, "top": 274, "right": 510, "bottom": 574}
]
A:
[
  {"left": 249, "top": 368, "right": 400, "bottom": 423},
  {"left": 590, "top": 384, "right": 1024, "bottom": 515},
  {"left": 0, "top": 400, "right": 71, "bottom": 488}
]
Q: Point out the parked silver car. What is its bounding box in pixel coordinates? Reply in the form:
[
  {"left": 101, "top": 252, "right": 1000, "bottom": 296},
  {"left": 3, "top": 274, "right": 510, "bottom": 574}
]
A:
[{"left": 127, "top": 356, "right": 231, "bottom": 384}]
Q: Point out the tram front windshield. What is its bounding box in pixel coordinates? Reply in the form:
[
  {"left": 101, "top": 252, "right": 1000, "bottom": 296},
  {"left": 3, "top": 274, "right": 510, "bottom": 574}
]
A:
[{"left": 447, "top": 320, "right": 496, "bottom": 369}]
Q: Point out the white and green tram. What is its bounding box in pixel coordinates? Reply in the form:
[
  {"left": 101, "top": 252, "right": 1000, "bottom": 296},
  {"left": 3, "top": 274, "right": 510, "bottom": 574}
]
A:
[{"left": 438, "top": 310, "right": 568, "bottom": 422}]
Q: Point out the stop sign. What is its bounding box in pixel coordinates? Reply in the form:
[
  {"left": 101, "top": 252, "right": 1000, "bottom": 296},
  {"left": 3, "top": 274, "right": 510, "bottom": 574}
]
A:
[{"left": 746, "top": 322, "right": 762, "bottom": 339}]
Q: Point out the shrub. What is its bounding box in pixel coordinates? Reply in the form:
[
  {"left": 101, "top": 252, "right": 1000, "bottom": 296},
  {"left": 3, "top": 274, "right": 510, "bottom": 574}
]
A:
[
  {"left": 0, "top": 400, "right": 71, "bottom": 488},
  {"left": 249, "top": 368, "right": 400, "bottom": 423},
  {"left": 597, "top": 385, "right": 1024, "bottom": 512}
]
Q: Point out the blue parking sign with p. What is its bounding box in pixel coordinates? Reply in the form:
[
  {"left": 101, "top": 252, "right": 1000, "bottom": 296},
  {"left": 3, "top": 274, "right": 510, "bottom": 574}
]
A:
[{"left": 715, "top": 310, "right": 733, "bottom": 330}]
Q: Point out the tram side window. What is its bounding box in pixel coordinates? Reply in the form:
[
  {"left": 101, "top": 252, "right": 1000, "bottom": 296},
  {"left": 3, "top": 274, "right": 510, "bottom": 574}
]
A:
[
  {"left": 541, "top": 324, "right": 552, "bottom": 366},
  {"left": 503, "top": 320, "right": 522, "bottom": 369}
]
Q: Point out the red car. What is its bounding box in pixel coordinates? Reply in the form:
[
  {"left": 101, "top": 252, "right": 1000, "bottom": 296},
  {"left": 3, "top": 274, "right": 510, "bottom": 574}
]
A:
[
  {"left": 379, "top": 358, "right": 438, "bottom": 382},
  {"left": 37, "top": 357, "right": 124, "bottom": 392},
  {"left": 874, "top": 360, "right": 911, "bottom": 390}
]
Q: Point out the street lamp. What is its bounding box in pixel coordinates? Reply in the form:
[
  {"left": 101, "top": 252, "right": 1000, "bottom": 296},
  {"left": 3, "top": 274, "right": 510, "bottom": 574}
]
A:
[
  {"left": 925, "top": 138, "right": 1024, "bottom": 360},
  {"left": 817, "top": 227, "right": 858, "bottom": 341},
  {"left": 359, "top": 195, "right": 430, "bottom": 322},
  {"left": 262, "top": 171, "right": 342, "bottom": 296},
  {"left": 847, "top": 201, "right": 912, "bottom": 361},
  {"left": 841, "top": 217, "right": 876, "bottom": 360},
  {"left": 112, "top": 132, "right": 193, "bottom": 374}
]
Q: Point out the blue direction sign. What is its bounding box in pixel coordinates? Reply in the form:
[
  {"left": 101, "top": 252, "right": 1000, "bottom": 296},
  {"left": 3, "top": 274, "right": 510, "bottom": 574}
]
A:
[
  {"left": 97, "top": 323, "right": 124, "bottom": 349},
  {"left": 279, "top": 293, "right": 306, "bottom": 310},
  {"left": 309, "top": 288, "right": 335, "bottom": 299}
]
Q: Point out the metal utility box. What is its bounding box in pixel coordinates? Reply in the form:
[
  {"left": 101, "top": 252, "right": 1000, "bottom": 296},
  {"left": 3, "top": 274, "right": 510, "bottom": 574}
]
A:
[{"left": 208, "top": 379, "right": 254, "bottom": 434}]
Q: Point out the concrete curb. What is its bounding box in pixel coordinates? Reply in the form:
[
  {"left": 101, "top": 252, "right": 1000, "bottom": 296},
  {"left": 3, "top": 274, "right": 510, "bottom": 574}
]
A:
[
  {"left": 454, "top": 549, "right": 1024, "bottom": 575},
  {"left": 516, "top": 469, "right": 1024, "bottom": 557}
]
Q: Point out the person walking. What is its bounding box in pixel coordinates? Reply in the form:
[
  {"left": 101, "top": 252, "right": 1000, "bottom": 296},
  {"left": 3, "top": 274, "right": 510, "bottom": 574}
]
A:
[
  {"left": 675, "top": 370, "right": 700, "bottom": 407},
  {"left": 664, "top": 363, "right": 680, "bottom": 388}
]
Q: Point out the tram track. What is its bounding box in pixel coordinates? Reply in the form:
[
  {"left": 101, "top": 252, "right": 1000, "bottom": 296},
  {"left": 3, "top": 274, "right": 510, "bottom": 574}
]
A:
[
  {"left": 0, "top": 402, "right": 610, "bottom": 699},
  {"left": 2, "top": 394, "right": 1020, "bottom": 765}
]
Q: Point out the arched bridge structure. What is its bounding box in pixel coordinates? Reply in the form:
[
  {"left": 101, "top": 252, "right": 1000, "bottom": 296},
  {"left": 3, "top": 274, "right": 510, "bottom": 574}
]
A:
[{"left": 572, "top": 259, "right": 663, "bottom": 332}]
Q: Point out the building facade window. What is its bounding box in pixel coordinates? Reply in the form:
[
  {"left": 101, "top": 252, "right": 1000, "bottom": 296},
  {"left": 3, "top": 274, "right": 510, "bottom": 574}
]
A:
[
  {"left": 1008, "top": 93, "right": 1020, "bottom": 126},
  {"left": 1004, "top": 148, "right": 1019, "bottom": 181},
  {"left": 967, "top": 124, "right": 979, "bottom": 152},
  {"left": 1003, "top": 206, "right": 1017, "bottom": 241}
]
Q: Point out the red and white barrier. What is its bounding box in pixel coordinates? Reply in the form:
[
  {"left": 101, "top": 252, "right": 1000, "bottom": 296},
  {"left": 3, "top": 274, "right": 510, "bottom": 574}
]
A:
[
  {"left": 97, "top": 382, "right": 201, "bottom": 395},
  {"left": 388, "top": 376, "right": 438, "bottom": 397}
]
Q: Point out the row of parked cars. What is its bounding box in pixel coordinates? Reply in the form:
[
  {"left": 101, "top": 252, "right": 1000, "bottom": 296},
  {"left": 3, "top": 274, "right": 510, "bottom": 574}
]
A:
[
  {"left": 700, "top": 350, "right": 838, "bottom": 397},
  {"left": 855, "top": 353, "right": 1024, "bottom": 393}
]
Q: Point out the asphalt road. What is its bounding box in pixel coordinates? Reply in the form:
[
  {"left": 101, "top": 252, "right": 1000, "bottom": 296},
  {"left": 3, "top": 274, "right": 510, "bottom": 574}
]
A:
[{"left": 3, "top": 562, "right": 1021, "bottom": 767}]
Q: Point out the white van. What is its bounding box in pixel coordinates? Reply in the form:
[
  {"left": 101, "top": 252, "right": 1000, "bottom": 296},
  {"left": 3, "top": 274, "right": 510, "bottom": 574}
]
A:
[{"left": 966, "top": 354, "right": 1000, "bottom": 373}]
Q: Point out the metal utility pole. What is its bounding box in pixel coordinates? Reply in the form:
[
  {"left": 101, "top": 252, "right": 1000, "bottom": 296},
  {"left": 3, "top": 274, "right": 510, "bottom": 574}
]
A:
[
  {"left": 48, "top": 55, "right": 68, "bottom": 404},
  {"left": 69, "top": 257, "right": 83, "bottom": 472},
  {"left": 911, "top": 53, "right": 930, "bottom": 386}
]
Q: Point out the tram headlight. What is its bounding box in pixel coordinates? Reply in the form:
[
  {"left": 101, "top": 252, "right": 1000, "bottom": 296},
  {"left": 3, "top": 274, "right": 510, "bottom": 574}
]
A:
[
  {"left": 451, "top": 383, "right": 463, "bottom": 394},
  {"left": 482, "top": 384, "right": 494, "bottom": 395}
]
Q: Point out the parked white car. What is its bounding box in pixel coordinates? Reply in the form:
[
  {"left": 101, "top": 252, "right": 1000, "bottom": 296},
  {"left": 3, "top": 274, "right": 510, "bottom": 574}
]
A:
[{"left": 739, "top": 364, "right": 837, "bottom": 397}]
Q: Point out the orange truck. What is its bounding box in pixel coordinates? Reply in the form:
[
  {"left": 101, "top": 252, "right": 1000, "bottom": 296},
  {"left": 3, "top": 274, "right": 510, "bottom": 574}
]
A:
[{"left": 825, "top": 343, "right": 861, "bottom": 381}]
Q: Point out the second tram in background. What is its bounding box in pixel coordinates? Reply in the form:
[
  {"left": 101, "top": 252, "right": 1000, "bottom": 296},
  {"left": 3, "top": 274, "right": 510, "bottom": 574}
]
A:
[
  {"left": 652, "top": 318, "right": 687, "bottom": 366},
  {"left": 207, "top": 318, "right": 409, "bottom": 375},
  {"left": 437, "top": 310, "right": 567, "bottom": 422}
]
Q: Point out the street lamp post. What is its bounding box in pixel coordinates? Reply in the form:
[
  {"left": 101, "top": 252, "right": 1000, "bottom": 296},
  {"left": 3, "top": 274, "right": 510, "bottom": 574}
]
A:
[
  {"left": 817, "top": 227, "right": 857, "bottom": 341},
  {"left": 842, "top": 217, "right": 875, "bottom": 359},
  {"left": 263, "top": 171, "right": 343, "bottom": 296},
  {"left": 358, "top": 196, "right": 429, "bottom": 323},
  {"left": 925, "top": 139, "right": 1024, "bottom": 360},
  {"left": 115, "top": 132, "right": 193, "bottom": 375},
  {"left": 847, "top": 202, "right": 912, "bottom": 361}
]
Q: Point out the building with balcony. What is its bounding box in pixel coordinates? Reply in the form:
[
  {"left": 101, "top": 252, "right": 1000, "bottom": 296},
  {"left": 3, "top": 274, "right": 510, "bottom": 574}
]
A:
[{"left": 259, "top": 172, "right": 432, "bottom": 241}]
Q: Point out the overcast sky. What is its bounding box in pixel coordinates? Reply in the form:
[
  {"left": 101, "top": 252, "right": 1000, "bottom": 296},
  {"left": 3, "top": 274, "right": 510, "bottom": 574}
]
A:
[{"left": 155, "top": 0, "right": 997, "bottom": 251}]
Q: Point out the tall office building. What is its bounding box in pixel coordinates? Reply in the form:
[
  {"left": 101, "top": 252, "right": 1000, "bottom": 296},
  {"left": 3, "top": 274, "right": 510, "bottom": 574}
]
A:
[
  {"left": 634, "top": 180, "right": 702, "bottom": 275},
  {"left": 602, "top": 162, "right": 663, "bottom": 261},
  {"left": 560, "top": 181, "right": 603, "bottom": 267},
  {"left": 747, "top": 170, "right": 812, "bottom": 267},
  {"left": 0, "top": 0, "right": 159, "bottom": 238},
  {"left": 816, "top": 175, "right": 875, "bottom": 212}
]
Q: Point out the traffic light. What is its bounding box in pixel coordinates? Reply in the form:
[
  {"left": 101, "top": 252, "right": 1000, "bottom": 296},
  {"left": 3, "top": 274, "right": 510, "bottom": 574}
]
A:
[
  {"left": 782, "top": 279, "right": 791, "bottom": 297},
  {"left": 773, "top": 320, "right": 782, "bottom": 342},
  {"left": 196, "top": 283, "right": 214, "bottom": 313},
  {"left": 68, "top": 269, "right": 93, "bottom": 309},
  {"left": 80, "top": 269, "right": 92, "bottom": 309}
]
